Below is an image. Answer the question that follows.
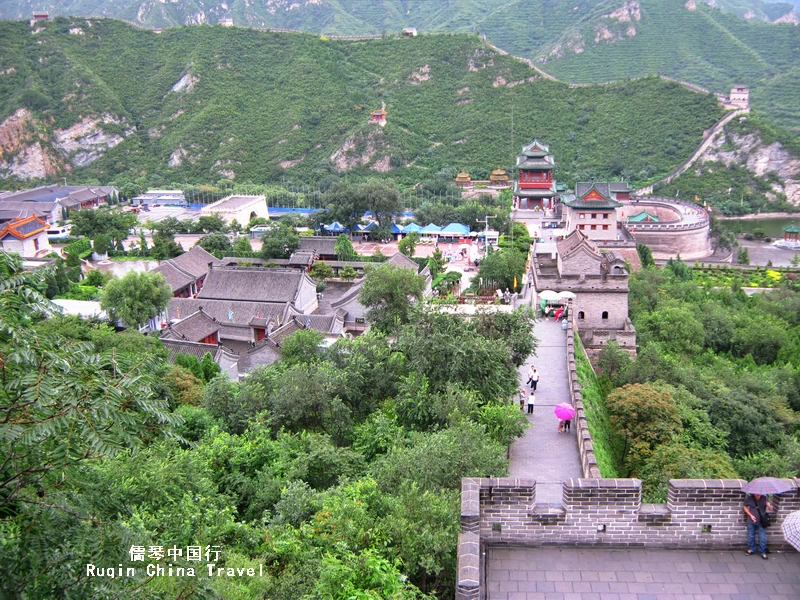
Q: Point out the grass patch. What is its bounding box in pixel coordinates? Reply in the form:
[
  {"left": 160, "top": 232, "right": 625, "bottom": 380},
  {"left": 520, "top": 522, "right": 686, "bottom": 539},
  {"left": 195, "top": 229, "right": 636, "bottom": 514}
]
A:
[{"left": 574, "top": 334, "right": 621, "bottom": 478}]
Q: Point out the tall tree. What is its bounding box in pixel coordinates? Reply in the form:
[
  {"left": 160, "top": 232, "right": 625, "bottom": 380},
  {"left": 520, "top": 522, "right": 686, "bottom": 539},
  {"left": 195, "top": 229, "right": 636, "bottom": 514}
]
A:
[
  {"left": 606, "top": 383, "right": 682, "bottom": 476},
  {"left": 334, "top": 233, "right": 356, "bottom": 261},
  {"left": 357, "top": 179, "right": 400, "bottom": 228},
  {"left": 325, "top": 182, "right": 367, "bottom": 232},
  {"left": 197, "top": 232, "right": 233, "bottom": 256},
  {"left": 474, "top": 247, "right": 526, "bottom": 292},
  {"left": 398, "top": 232, "right": 420, "bottom": 257},
  {"left": 100, "top": 271, "right": 172, "bottom": 328},
  {"left": 359, "top": 264, "right": 426, "bottom": 333},
  {"left": 260, "top": 224, "right": 300, "bottom": 259}
]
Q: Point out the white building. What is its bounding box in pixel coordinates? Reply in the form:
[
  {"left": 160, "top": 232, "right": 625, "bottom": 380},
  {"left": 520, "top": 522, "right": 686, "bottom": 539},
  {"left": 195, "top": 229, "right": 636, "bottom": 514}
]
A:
[
  {"left": 0, "top": 216, "right": 50, "bottom": 256},
  {"left": 132, "top": 190, "right": 186, "bottom": 206},
  {"left": 200, "top": 195, "right": 269, "bottom": 225}
]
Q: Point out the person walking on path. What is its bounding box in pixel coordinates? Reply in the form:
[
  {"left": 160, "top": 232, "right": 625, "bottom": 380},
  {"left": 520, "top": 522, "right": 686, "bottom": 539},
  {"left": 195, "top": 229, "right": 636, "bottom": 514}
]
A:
[
  {"left": 743, "top": 494, "right": 774, "bottom": 559},
  {"left": 564, "top": 418, "right": 571, "bottom": 432},
  {"left": 519, "top": 389, "right": 527, "bottom": 411},
  {"left": 527, "top": 367, "right": 539, "bottom": 392},
  {"left": 527, "top": 392, "right": 535, "bottom": 414}
]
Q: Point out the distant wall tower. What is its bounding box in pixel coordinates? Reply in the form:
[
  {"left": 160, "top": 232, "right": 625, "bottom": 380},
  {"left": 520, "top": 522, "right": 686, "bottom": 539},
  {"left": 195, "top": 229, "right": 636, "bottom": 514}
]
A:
[{"left": 729, "top": 85, "right": 749, "bottom": 109}]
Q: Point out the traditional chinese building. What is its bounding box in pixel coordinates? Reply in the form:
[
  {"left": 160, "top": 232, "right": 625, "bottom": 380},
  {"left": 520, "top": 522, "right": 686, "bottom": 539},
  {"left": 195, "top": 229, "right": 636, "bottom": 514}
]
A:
[
  {"left": 370, "top": 109, "right": 387, "bottom": 125},
  {"left": 513, "top": 140, "right": 557, "bottom": 210},
  {"left": 562, "top": 182, "right": 629, "bottom": 241},
  {"left": 455, "top": 171, "right": 472, "bottom": 188},
  {"left": 490, "top": 168, "right": 509, "bottom": 186},
  {"left": 784, "top": 225, "right": 800, "bottom": 242},
  {"left": 531, "top": 230, "right": 636, "bottom": 358},
  {"left": 0, "top": 216, "right": 50, "bottom": 256}
]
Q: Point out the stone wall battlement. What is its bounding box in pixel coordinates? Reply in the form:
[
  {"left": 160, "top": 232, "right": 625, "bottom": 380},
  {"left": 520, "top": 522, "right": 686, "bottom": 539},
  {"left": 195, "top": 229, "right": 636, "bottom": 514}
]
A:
[
  {"left": 532, "top": 271, "right": 630, "bottom": 292},
  {"left": 456, "top": 476, "right": 800, "bottom": 598}
]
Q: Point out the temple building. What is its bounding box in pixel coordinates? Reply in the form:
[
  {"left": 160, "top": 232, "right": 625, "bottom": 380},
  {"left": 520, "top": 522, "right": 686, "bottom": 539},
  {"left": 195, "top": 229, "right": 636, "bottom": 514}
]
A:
[
  {"left": 455, "top": 171, "right": 472, "bottom": 188},
  {"left": 513, "top": 140, "right": 558, "bottom": 210},
  {"left": 490, "top": 168, "right": 510, "bottom": 187},
  {"left": 370, "top": 109, "right": 387, "bottom": 125}
]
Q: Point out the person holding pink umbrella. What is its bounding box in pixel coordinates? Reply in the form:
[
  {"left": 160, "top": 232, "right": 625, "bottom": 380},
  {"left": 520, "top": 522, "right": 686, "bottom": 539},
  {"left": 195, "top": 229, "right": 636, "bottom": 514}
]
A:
[{"left": 554, "top": 403, "right": 575, "bottom": 433}]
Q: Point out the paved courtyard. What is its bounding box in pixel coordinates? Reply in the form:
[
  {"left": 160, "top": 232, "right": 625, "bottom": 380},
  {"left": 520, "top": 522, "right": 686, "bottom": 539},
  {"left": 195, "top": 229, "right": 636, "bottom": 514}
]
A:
[{"left": 487, "top": 546, "right": 800, "bottom": 600}]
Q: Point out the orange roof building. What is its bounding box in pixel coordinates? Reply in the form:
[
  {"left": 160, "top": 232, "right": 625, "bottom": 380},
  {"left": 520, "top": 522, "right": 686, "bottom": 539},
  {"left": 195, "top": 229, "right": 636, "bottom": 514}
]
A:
[
  {"left": 455, "top": 171, "right": 472, "bottom": 187},
  {"left": 0, "top": 216, "right": 50, "bottom": 256},
  {"left": 490, "top": 168, "right": 509, "bottom": 183},
  {"left": 370, "top": 109, "right": 387, "bottom": 124}
]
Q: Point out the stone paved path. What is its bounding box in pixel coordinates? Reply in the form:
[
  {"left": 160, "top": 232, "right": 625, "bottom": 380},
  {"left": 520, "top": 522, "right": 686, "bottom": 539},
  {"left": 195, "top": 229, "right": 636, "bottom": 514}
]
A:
[
  {"left": 509, "top": 318, "right": 582, "bottom": 504},
  {"left": 487, "top": 547, "right": 800, "bottom": 600}
]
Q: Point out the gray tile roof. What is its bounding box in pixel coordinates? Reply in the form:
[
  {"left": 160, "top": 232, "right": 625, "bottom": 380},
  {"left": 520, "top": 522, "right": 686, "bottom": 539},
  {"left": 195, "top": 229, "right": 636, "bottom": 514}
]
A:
[
  {"left": 171, "top": 245, "right": 223, "bottom": 279},
  {"left": 609, "top": 182, "right": 632, "bottom": 193},
  {"left": 563, "top": 182, "right": 622, "bottom": 209},
  {"left": 161, "top": 339, "right": 221, "bottom": 363},
  {"left": 385, "top": 251, "right": 420, "bottom": 271},
  {"left": 150, "top": 246, "right": 222, "bottom": 292},
  {"left": 0, "top": 201, "right": 58, "bottom": 217},
  {"left": 285, "top": 310, "right": 345, "bottom": 335},
  {"left": 516, "top": 157, "right": 555, "bottom": 169},
  {"left": 238, "top": 340, "right": 281, "bottom": 372},
  {"left": 14, "top": 218, "right": 48, "bottom": 235},
  {"left": 167, "top": 297, "right": 290, "bottom": 326},
  {"left": 152, "top": 261, "right": 195, "bottom": 292},
  {"left": 160, "top": 309, "right": 220, "bottom": 343},
  {"left": 298, "top": 236, "right": 338, "bottom": 255},
  {"left": 288, "top": 250, "right": 315, "bottom": 266},
  {"left": 513, "top": 184, "right": 557, "bottom": 198},
  {"left": 198, "top": 266, "right": 309, "bottom": 303},
  {"left": 268, "top": 320, "right": 303, "bottom": 343},
  {"left": 557, "top": 230, "right": 604, "bottom": 269}
]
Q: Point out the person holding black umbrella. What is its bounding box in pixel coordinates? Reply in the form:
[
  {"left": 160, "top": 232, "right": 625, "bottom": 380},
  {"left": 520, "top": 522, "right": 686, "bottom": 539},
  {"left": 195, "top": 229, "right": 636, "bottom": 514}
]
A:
[
  {"left": 743, "top": 493, "right": 774, "bottom": 559},
  {"left": 741, "top": 477, "right": 793, "bottom": 559}
]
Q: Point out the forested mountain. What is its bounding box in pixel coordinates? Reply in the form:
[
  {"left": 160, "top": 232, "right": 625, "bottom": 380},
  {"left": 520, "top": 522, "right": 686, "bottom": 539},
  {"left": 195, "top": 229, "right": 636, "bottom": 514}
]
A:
[
  {"left": 1, "top": 0, "right": 797, "bottom": 135},
  {"left": 1, "top": 0, "right": 796, "bottom": 32},
  {"left": 0, "top": 18, "right": 725, "bottom": 188}
]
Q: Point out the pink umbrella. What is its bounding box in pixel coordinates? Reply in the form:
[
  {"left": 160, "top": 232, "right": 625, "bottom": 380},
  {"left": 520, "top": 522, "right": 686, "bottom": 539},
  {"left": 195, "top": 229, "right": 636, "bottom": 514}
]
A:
[{"left": 554, "top": 403, "right": 575, "bottom": 420}]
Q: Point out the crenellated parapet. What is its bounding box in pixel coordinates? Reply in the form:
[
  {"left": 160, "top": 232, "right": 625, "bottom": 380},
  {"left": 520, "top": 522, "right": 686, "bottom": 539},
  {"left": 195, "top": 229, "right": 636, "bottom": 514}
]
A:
[{"left": 456, "top": 476, "right": 800, "bottom": 598}]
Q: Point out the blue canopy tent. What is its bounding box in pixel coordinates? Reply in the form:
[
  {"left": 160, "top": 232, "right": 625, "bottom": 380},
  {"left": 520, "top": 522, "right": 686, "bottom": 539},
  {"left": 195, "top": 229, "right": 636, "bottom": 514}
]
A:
[
  {"left": 440, "top": 223, "right": 470, "bottom": 236},
  {"left": 420, "top": 223, "right": 442, "bottom": 236},
  {"left": 390, "top": 223, "right": 403, "bottom": 234},
  {"left": 324, "top": 221, "right": 349, "bottom": 234},
  {"left": 362, "top": 221, "right": 379, "bottom": 231},
  {"left": 401, "top": 223, "right": 422, "bottom": 234}
]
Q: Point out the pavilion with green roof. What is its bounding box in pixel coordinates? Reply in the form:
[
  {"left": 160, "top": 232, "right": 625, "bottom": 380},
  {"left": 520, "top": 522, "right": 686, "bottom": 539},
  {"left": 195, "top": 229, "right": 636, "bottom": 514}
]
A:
[
  {"left": 784, "top": 225, "right": 800, "bottom": 242},
  {"left": 627, "top": 211, "right": 659, "bottom": 223}
]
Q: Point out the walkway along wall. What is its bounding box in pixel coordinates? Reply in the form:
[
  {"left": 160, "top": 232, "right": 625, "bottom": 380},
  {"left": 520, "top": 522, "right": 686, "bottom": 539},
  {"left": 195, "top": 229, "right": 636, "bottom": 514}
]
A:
[{"left": 455, "top": 317, "right": 800, "bottom": 599}]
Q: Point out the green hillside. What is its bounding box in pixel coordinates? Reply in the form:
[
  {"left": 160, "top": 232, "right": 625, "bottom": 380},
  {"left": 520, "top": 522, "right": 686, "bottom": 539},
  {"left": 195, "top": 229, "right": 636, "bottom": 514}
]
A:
[
  {"left": 2, "top": 1, "right": 798, "bottom": 134},
  {"left": 523, "top": 0, "right": 800, "bottom": 134},
  {"left": 0, "top": 18, "right": 725, "bottom": 188}
]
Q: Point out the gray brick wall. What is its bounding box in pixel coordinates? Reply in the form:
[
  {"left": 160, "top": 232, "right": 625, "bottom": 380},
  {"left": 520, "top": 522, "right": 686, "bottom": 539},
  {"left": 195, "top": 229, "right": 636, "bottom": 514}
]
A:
[{"left": 455, "top": 476, "right": 800, "bottom": 598}]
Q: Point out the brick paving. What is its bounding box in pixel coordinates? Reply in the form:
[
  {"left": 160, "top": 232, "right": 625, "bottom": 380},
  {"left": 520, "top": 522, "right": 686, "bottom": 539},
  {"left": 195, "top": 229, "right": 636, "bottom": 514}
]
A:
[
  {"left": 509, "top": 318, "right": 582, "bottom": 504},
  {"left": 487, "top": 546, "right": 800, "bottom": 600}
]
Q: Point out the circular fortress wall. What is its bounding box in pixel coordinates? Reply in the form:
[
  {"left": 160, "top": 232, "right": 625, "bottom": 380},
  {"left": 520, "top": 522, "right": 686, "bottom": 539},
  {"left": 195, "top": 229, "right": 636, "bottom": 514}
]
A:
[
  {"left": 622, "top": 202, "right": 682, "bottom": 223},
  {"left": 624, "top": 200, "right": 711, "bottom": 260}
]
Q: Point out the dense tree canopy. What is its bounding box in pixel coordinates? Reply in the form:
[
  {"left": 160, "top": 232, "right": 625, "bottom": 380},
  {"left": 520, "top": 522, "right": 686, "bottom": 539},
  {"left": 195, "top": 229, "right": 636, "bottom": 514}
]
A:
[
  {"left": 2, "top": 234, "right": 534, "bottom": 598},
  {"left": 587, "top": 259, "right": 800, "bottom": 500}
]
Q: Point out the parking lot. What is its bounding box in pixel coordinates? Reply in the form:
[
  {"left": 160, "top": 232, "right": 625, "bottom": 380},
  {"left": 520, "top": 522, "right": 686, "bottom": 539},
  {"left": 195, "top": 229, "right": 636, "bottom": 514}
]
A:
[{"left": 136, "top": 205, "right": 201, "bottom": 224}]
